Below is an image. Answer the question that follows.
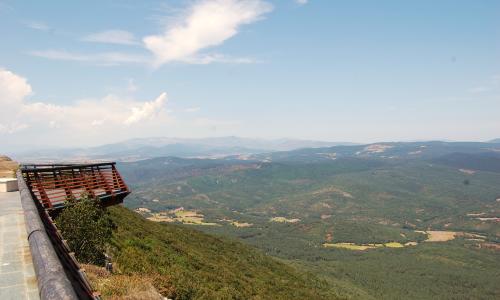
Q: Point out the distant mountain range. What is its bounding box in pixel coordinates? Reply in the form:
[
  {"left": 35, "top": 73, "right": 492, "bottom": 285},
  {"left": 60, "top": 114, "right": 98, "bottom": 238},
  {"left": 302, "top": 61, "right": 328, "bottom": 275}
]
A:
[
  {"left": 10, "top": 136, "right": 355, "bottom": 163},
  {"left": 10, "top": 136, "right": 500, "bottom": 163},
  {"left": 246, "top": 140, "right": 500, "bottom": 163}
]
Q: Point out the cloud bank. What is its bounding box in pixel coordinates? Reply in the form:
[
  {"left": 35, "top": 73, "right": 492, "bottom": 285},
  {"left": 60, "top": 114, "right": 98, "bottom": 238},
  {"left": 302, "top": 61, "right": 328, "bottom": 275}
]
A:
[
  {"left": 0, "top": 68, "right": 168, "bottom": 138},
  {"left": 0, "top": 68, "right": 238, "bottom": 147}
]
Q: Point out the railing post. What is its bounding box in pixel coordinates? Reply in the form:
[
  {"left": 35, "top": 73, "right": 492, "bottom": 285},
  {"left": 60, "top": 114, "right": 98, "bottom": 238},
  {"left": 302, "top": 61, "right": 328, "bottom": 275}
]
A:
[
  {"left": 60, "top": 169, "right": 73, "bottom": 200},
  {"left": 34, "top": 172, "right": 52, "bottom": 209},
  {"left": 97, "top": 166, "right": 113, "bottom": 195}
]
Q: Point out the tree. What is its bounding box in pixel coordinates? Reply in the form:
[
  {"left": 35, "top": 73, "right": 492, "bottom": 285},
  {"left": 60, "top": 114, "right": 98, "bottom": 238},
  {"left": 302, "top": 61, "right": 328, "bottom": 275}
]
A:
[{"left": 56, "top": 194, "right": 114, "bottom": 265}]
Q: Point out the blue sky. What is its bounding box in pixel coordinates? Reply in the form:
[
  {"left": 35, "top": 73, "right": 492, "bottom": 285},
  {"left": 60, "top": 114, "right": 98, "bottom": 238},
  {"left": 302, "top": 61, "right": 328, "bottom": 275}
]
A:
[{"left": 0, "top": 0, "right": 499, "bottom": 149}]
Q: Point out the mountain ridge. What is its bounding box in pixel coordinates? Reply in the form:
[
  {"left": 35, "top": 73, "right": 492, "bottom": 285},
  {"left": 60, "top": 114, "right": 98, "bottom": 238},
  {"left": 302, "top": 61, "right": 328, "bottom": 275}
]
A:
[{"left": 10, "top": 136, "right": 356, "bottom": 162}]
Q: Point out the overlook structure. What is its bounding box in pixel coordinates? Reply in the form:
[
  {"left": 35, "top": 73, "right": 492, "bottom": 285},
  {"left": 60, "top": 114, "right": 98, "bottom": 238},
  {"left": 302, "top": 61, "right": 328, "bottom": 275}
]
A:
[
  {"left": 0, "top": 162, "right": 130, "bottom": 300},
  {"left": 21, "top": 163, "right": 130, "bottom": 211}
]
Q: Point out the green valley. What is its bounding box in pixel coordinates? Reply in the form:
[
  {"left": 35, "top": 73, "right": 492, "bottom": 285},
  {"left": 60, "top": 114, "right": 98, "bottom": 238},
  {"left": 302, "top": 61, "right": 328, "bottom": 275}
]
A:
[{"left": 118, "top": 141, "right": 500, "bottom": 299}]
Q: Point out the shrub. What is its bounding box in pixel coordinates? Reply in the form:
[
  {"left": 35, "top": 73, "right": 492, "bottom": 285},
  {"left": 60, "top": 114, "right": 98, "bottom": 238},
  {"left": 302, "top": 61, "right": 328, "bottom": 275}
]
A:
[{"left": 56, "top": 194, "right": 114, "bottom": 265}]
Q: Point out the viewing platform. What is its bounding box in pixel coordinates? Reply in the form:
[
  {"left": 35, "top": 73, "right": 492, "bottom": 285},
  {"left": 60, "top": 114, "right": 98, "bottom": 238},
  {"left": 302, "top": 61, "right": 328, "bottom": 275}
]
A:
[{"left": 21, "top": 163, "right": 130, "bottom": 211}]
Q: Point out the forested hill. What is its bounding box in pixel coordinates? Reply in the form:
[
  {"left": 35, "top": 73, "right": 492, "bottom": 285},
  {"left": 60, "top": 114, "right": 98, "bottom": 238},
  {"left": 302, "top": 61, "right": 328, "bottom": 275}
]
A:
[
  {"left": 103, "top": 205, "right": 345, "bottom": 300},
  {"left": 115, "top": 140, "right": 500, "bottom": 299}
]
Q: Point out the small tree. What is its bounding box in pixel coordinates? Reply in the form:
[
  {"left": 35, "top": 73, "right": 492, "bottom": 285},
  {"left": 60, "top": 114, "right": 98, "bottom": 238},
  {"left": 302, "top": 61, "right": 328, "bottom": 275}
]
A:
[{"left": 56, "top": 194, "right": 114, "bottom": 265}]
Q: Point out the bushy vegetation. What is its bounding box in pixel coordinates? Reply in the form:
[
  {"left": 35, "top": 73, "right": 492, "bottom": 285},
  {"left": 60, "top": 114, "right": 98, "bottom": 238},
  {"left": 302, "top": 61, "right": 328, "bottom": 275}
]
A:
[
  {"left": 298, "top": 242, "right": 500, "bottom": 300},
  {"left": 56, "top": 195, "right": 114, "bottom": 265},
  {"left": 106, "top": 205, "right": 341, "bottom": 300}
]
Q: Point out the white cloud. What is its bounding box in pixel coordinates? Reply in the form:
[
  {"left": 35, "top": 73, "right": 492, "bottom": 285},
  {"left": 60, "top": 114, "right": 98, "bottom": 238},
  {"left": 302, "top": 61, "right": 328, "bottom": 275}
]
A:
[
  {"left": 91, "top": 120, "right": 105, "bottom": 127},
  {"left": 29, "top": 50, "right": 148, "bottom": 65},
  {"left": 184, "top": 106, "right": 201, "bottom": 113},
  {"left": 0, "top": 68, "right": 169, "bottom": 139},
  {"left": 29, "top": 1, "right": 271, "bottom": 67},
  {"left": 0, "top": 68, "right": 32, "bottom": 104},
  {"left": 182, "top": 53, "right": 258, "bottom": 64},
  {"left": 82, "top": 30, "right": 138, "bottom": 45},
  {"left": 467, "top": 74, "right": 500, "bottom": 94},
  {"left": 127, "top": 79, "right": 138, "bottom": 92},
  {"left": 124, "top": 92, "right": 167, "bottom": 125},
  {"left": 0, "top": 68, "right": 32, "bottom": 133},
  {"left": 295, "top": 0, "right": 308, "bottom": 5},
  {"left": 467, "top": 86, "right": 489, "bottom": 93},
  {"left": 0, "top": 68, "right": 247, "bottom": 147},
  {"left": 48, "top": 120, "right": 60, "bottom": 129},
  {"left": 0, "top": 122, "right": 29, "bottom": 134},
  {"left": 24, "top": 21, "right": 50, "bottom": 31},
  {"left": 193, "top": 117, "right": 238, "bottom": 127},
  {"left": 19, "top": 94, "right": 169, "bottom": 130},
  {"left": 143, "top": 0, "right": 273, "bottom": 66}
]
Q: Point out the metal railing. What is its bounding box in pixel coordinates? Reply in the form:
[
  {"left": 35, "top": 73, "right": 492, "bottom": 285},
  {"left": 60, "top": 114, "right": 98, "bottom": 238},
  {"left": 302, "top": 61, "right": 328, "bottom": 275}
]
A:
[{"left": 21, "top": 162, "right": 129, "bottom": 209}]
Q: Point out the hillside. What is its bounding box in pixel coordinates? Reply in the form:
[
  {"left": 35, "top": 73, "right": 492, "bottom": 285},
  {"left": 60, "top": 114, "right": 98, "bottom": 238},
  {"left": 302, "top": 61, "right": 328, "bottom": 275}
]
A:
[
  {"left": 118, "top": 141, "right": 500, "bottom": 299},
  {"left": 433, "top": 152, "right": 500, "bottom": 173},
  {"left": 99, "top": 205, "right": 345, "bottom": 300},
  {"left": 0, "top": 155, "right": 18, "bottom": 178}
]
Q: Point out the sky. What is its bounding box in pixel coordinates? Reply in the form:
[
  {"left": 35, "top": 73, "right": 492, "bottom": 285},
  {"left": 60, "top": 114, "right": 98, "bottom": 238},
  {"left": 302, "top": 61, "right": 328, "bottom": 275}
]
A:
[{"left": 0, "top": 0, "right": 499, "bottom": 150}]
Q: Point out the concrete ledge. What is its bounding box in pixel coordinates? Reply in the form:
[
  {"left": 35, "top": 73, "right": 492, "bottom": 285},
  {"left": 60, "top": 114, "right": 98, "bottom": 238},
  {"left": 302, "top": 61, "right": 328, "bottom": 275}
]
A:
[
  {"left": 0, "top": 178, "right": 19, "bottom": 192},
  {"left": 17, "top": 171, "right": 78, "bottom": 300}
]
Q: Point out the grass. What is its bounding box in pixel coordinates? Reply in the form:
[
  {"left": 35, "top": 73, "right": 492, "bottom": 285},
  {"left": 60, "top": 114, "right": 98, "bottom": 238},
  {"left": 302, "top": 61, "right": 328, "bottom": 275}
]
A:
[
  {"left": 222, "top": 219, "right": 253, "bottom": 227},
  {"left": 83, "top": 264, "right": 163, "bottom": 300},
  {"left": 323, "top": 243, "right": 383, "bottom": 250},
  {"left": 173, "top": 210, "right": 219, "bottom": 225},
  {"left": 422, "top": 231, "right": 457, "bottom": 242},
  {"left": 323, "top": 242, "right": 404, "bottom": 250},
  {"left": 269, "top": 217, "right": 300, "bottom": 223},
  {"left": 104, "top": 205, "right": 342, "bottom": 300},
  {"left": 384, "top": 242, "right": 404, "bottom": 248}
]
